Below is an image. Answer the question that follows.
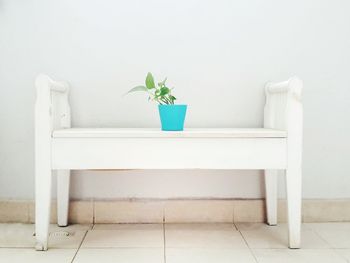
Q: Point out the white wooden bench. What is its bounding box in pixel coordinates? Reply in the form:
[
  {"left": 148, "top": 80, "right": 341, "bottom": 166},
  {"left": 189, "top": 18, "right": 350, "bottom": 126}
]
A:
[{"left": 34, "top": 74, "right": 303, "bottom": 250}]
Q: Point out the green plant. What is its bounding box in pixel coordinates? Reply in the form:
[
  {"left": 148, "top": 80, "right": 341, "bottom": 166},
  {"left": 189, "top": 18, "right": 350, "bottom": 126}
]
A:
[{"left": 126, "top": 72, "right": 176, "bottom": 105}]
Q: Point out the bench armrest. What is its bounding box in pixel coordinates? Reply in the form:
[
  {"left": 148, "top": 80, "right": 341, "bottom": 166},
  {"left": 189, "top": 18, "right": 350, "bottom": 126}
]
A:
[
  {"left": 50, "top": 81, "right": 69, "bottom": 93},
  {"left": 264, "top": 77, "right": 303, "bottom": 130},
  {"left": 264, "top": 77, "right": 303, "bottom": 167},
  {"left": 35, "top": 74, "right": 71, "bottom": 133},
  {"left": 265, "top": 77, "right": 302, "bottom": 101}
]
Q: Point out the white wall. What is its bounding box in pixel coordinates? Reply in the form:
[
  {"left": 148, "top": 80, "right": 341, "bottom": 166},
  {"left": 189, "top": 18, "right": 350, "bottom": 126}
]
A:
[{"left": 1, "top": 0, "right": 350, "bottom": 200}]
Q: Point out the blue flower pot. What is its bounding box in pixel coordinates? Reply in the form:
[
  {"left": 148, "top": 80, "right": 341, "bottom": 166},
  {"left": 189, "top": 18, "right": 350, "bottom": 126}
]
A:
[{"left": 158, "top": 104, "right": 187, "bottom": 131}]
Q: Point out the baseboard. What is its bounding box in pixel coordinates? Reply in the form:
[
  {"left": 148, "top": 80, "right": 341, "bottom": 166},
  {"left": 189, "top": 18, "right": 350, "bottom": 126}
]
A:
[{"left": 0, "top": 199, "right": 349, "bottom": 224}]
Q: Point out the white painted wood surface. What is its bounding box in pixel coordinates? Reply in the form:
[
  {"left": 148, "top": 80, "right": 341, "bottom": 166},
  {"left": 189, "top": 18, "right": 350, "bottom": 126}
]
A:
[
  {"left": 53, "top": 128, "right": 287, "bottom": 138},
  {"left": 34, "top": 74, "right": 71, "bottom": 250},
  {"left": 264, "top": 77, "right": 303, "bottom": 248},
  {"left": 51, "top": 137, "right": 287, "bottom": 170},
  {"left": 35, "top": 74, "right": 302, "bottom": 250},
  {"left": 264, "top": 169, "right": 278, "bottom": 226},
  {"left": 56, "top": 170, "right": 70, "bottom": 227}
]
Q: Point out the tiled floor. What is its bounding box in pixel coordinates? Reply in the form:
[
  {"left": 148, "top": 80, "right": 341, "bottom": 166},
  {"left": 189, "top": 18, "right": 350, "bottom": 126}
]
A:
[{"left": 0, "top": 223, "right": 350, "bottom": 262}]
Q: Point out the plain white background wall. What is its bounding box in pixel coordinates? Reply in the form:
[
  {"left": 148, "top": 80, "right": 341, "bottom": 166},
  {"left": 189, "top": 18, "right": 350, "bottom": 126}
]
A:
[{"left": 0, "top": 0, "right": 349, "bottom": 200}]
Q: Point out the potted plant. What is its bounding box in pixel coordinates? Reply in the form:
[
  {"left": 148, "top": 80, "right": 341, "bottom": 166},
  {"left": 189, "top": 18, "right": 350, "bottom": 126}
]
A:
[{"left": 126, "top": 72, "right": 187, "bottom": 131}]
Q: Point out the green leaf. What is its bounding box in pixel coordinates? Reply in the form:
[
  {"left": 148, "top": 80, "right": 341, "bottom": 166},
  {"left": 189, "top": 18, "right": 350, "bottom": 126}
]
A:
[
  {"left": 145, "top": 72, "right": 156, "bottom": 89},
  {"left": 160, "top": 97, "right": 170, "bottom": 105},
  {"left": 125, "top": 86, "right": 148, "bottom": 95},
  {"left": 169, "top": 95, "right": 176, "bottom": 101},
  {"left": 159, "top": 87, "right": 170, "bottom": 96}
]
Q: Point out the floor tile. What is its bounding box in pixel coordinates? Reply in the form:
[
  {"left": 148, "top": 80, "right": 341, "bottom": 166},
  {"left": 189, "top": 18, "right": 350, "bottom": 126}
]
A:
[
  {"left": 92, "top": 223, "right": 161, "bottom": 230},
  {"left": 166, "top": 248, "right": 256, "bottom": 263},
  {"left": 253, "top": 249, "right": 347, "bottom": 263},
  {"left": 73, "top": 248, "right": 164, "bottom": 263},
  {"left": 0, "top": 248, "right": 76, "bottom": 263},
  {"left": 0, "top": 224, "right": 35, "bottom": 247},
  {"left": 237, "top": 223, "right": 330, "bottom": 249},
  {"left": 306, "top": 223, "right": 350, "bottom": 231},
  {"left": 50, "top": 224, "right": 93, "bottom": 232},
  {"left": 0, "top": 223, "right": 90, "bottom": 248},
  {"left": 306, "top": 223, "right": 350, "bottom": 248},
  {"left": 236, "top": 223, "right": 311, "bottom": 231},
  {"left": 165, "top": 223, "right": 247, "bottom": 248},
  {"left": 82, "top": 224, "right": 164, "bottom": 248},
  {"left": 47, "top": 224, "right": 90, "bottom": 249},
  {"left": 335, "top": 249, "right": 350, "bottom": 262}
]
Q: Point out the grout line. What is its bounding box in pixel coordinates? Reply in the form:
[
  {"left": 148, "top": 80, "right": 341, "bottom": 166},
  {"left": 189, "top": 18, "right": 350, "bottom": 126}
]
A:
[
  {"left": 332, "top": 248, "right": 350, "bottom": 262},
  {"left": 309, "top": 225, "right": 334, "bottom": 249},
  {"left": 236, "top": 225, "right": 259, "bottom": 263},
  {"left": 233, "top": 221, "right": 238, "bottom": 231},
  {"left": 232, "top": 202, "right": 235, "bottom": 226},
  {"left": 92, "top": 199, "right": 95, "bottom": 224},
  {"left": 70, "top": 230, "right": 88, "bottom": 263}
]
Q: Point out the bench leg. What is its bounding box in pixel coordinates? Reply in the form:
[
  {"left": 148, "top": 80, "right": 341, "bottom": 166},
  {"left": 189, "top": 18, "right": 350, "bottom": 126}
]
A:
[
  {"left": 286, "top": 167, "right": 302, "bottom": 249},
  {"left": 264, "top": 170, "right": 278, "bottom": 226},
  {"left": 57, "top": 170, "right": 70, "bottom": 227},
  {"left": 35, "top": 168, "right": 52, "bottom": 251}
]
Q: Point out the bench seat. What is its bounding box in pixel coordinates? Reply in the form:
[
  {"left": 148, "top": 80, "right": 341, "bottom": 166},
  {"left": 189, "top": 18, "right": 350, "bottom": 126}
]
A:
[
  {"left": 51, "top": 128, "right": 288, "bottom": 170},
  {"left": 34, "top": 74, "right": 303, "bottom": 250},
  {"left": 53, "top": 128, "right": 287, "bottom": 138}
]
